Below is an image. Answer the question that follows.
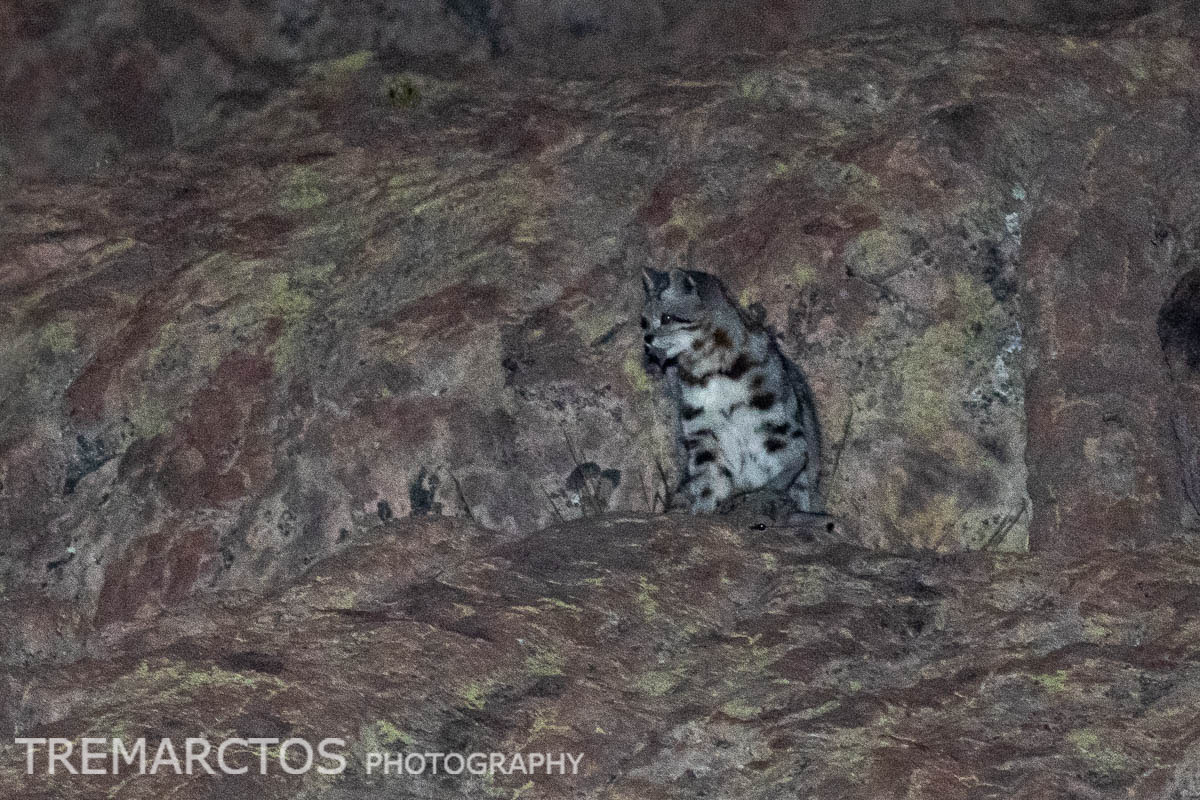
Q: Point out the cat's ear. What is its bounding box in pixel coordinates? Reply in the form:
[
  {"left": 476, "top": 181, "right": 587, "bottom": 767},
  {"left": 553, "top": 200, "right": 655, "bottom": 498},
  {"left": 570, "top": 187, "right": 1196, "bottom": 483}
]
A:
[
  {"left": 641, "top": 268, "right": 656, "bottom": 295},
  {"left": 669, "top": 268, "right": 696, "bottom": 293}
]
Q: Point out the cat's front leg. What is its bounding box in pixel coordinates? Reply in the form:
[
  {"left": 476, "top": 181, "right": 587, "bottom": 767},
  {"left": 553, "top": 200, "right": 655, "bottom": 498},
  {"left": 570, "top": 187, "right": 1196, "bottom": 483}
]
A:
[{"left": 680, "top": 460, "right": 734, "bottom": 513}]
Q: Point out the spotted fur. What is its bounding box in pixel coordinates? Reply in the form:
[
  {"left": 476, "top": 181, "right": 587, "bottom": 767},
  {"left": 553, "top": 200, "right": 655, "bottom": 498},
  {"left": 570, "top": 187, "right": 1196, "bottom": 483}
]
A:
[{"left": 641, "top": 267, "right": 822, "bottom": 514}]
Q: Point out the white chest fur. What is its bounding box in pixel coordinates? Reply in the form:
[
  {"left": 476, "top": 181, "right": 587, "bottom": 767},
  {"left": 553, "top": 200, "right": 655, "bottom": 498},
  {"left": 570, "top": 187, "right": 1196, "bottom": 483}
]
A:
[{"left": 680, "top": 371, "right": 798, "bottom": 491}]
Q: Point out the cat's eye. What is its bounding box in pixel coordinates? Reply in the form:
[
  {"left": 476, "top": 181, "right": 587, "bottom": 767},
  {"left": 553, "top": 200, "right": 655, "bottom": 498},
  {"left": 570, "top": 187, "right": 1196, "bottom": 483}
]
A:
[{"left": 660, "top": 314, "right": 673, "bottom": 325}]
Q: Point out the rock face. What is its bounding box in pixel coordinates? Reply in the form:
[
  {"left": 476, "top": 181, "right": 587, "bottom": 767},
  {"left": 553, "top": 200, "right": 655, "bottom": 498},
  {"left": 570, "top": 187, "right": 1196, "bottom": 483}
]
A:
[
  {"left": 6, "top": 514, "right": 1200, "bottom": 799},
  {"left": 5, "top": 6, "right": 1200, "bottom": 613},
  {"left": 0, "top": 0, "right": 1181, "bottom": 178},
  {"left": 3, "top": 3, "right": 1200, "bottom": 796}
]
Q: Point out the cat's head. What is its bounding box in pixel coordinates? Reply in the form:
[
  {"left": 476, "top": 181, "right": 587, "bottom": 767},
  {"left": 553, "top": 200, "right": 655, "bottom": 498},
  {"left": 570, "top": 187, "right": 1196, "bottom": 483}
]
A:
[{"left": 640, "top": 268, "right": 730, "bottom": 365}]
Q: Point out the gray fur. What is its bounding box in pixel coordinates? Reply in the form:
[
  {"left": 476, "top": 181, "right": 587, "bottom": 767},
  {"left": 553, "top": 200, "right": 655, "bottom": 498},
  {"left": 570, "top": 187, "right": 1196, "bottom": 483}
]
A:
[{"left": 641, "top": 268, "right": 822, "bottom": 514}]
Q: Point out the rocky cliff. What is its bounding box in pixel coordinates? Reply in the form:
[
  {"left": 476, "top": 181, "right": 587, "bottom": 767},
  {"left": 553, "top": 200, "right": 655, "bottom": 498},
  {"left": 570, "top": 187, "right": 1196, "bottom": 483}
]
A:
[{"left": 2, "top": 2, "right": 1200, "bottom": 797}]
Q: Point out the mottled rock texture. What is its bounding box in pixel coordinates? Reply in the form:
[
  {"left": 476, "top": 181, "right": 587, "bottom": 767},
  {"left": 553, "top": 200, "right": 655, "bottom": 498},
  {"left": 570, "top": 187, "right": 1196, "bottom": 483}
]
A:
[
  {"left": 6, "top": 515, "right": 1200, "bottom": 799},
  {"left": 3, "top": 2, "right": 1200, "bottom": 796},
  {"left": 0, "top": 0, "right": 1180, "bottom": 177}
]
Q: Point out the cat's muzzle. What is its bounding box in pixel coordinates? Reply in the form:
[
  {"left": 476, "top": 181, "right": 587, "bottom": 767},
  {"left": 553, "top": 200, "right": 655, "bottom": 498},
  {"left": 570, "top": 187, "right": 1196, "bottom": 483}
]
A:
[{"left": 643, "top": 342, "right": 675, "bottom": 373}]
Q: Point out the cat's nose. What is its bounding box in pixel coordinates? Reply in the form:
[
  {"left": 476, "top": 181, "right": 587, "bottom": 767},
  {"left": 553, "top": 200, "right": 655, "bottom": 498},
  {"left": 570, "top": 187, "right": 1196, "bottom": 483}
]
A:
[{"left": 643, "top": 334, "right": 654, "bottom": 343}]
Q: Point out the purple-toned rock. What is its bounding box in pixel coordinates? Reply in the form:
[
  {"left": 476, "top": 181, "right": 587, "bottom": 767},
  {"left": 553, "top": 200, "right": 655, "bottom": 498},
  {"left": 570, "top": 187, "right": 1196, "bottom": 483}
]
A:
[
  {"left": 2, "top": 6, "right": 1200, "bottom": 796},
  {"left": 3, "top": 515, "right": 1200, "bottom": 798}
]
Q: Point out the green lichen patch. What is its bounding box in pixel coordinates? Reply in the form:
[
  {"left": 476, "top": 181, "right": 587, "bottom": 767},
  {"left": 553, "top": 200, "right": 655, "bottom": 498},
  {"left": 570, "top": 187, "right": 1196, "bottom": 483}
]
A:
[
  {"left": 1067, "top": 728, "right": 1137, "bottom": 785},
  {"left": 265, "top": 273, "right": 315, "bottom": 322},
  {"left": 537, "top": 597, "right": 582, "bottom": 615},
  {"left": 243, "top": 269, "right": 326, "bottom": 372},
  {"left": 88, "top": 237, "right": 137, "bottom": 265},
  {"left": 524, "top": 645, "right": 566, "bottom": 678},
  {"left": 788, "top": 564, "right": 836, "bottom": 606},
  {"left": 85, "top": 658, "right": 289, "bottom": 734},
  {"left": 893, "top": 272, "right": 1009, "bottom": 439},
  {"left": 633, "top": 668, "right": 684, "bottom": 697},
  {"left": 635, "top": 576, "right": 659, "bottom": 619},
  {"left": 361, "top": 719, "right": 415, "bottom": 749},
  {"left": 310, "top": 50, "right": 375, "bottom": 80},
  {"left": 128, "top": 389, "right": 172, "bottom": 438},
  {"left": 895, "top": 323, "right": 969, "bottom": 437},
  {"left": 38, "top": 320, "right": 76, "bottom": 355},
  {"left": 845, "top": 228, "right": 907, "bottom": 283},
  {"left": 720, "top": 699, "right": 762, "bottom": 720},
  {"left": 791, "top": 264, "right": 817, "bottom": 290},
  {"left": 279, "top": 167, "right": 329, "bottom": 212},
  {"left": 736, "top": 72, "right": 775, "bottom": 103},
  {"left": 622, "top": 353, "right": 653, "bottom": 394},
  {"left": 458, "top": 677, "right": 501, "bottom": 711},
  {"left": 386, "top": 164, "right": 442, "bottom": 209},
  {"left": 1031, "top": 670, "right": 1070, "bottom": 693}
]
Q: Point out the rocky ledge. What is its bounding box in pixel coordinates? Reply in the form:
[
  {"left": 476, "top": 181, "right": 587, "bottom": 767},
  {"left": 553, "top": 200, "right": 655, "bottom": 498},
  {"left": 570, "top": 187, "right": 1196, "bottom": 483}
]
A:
[{"left": 5, "top": 514, "right": 1200, "bottom": 798}]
